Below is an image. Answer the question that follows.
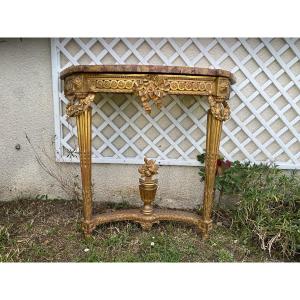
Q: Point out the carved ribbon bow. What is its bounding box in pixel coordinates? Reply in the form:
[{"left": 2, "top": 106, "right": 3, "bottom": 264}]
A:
[{"left": 133, "top": 75, "right": 170, "bottom": 113}]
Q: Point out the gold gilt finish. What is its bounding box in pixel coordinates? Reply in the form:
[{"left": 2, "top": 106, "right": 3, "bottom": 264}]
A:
[
  {"left": 66, "top": 93, "right": 95, "bottom": 117},
  {"left": 138, "top": 157, "right": 159, "bottom": 215},
  {"left": 93, "top": 209, "right": 204, "bottom": 232},
  {"left": 64, "top": 73, "right": 232, "bottom": 117},
  {"left": 133, "top": 75, "right": 170, "bottom": 113},
  {"left": 76, "top": 106, "right": 95, "bottom": 235},
  {"left": 60, "top": 65, "right": 234, "bottom": 238}
]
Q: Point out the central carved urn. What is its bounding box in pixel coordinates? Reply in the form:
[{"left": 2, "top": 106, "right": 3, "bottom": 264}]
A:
[{"left": 138, "top": 157, "right": 159, "bottom": 215}]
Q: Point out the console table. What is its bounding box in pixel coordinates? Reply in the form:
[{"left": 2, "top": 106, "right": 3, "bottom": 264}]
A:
[{"left": 60, "top": 65, "right": 235, "bottom": 238}]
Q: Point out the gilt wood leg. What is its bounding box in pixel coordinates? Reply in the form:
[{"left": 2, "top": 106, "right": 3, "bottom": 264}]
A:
[
  {"left": 202, "top": 109, "right": 223, "bottom": 238},
  {"left": 76, "top": 108, "right": 93, "bottom": 236}
]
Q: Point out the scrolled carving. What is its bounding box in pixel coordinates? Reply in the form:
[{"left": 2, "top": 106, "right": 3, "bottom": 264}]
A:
[
  {"left": 133, "top": 75, "right": 170, "bottom": 113},
  {"left": 66, "top": 93, "right": 95, "bottom": 117},
  {"left": 208, "top": 95, "right": 230, "bottom": 121}
]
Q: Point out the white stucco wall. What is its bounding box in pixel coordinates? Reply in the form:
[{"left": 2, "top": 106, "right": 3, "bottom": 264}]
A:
[{"left": 0, "top": 38, "right": 203, "bottom": 208}]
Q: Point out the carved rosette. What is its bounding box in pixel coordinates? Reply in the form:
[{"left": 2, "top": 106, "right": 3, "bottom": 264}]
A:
[
  {"left": 66, "top": 93, "right": 96, "bottom": 117},
  {"left": 219, "top": 80, "right": 229, "bottom": 93},
  {"left": 65, "top": 76, "right": 83, "bottom": 94},
  {"left": 208, "top": 95, "right": 230, "bottom": 121},
  {"left": 133, "top": 75, "right": 170, "bottom": 113}
]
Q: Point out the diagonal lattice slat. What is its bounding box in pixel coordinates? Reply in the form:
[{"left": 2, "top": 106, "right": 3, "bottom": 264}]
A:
[{"left": 51, "top": 38, "right": 300, "bottom": 169}]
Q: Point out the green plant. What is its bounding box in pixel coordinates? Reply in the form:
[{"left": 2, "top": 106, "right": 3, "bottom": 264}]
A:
[
  {"left": 197, "top": 152, "right": 232, "bottom": 204},
  {"left": 217, "top": 249, "right": 234, "bottom": 262},
  {"left": 230, "top": 165, "right": 300, "bottom": 260},
  {"left": 0, "top": 225, "right": 10, "bottom": 244},
  {"left": 197, "top": 152, "right": 300, "bottom": 260},
  {"left": 36, "top": 194, "right": 49, "bottom": 200}
]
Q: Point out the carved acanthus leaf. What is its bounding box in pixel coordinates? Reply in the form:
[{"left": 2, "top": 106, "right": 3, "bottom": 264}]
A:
[
  {"left": 66, "top": 93, "right": 95, "bottom": 117},
  {"left": 208, "top": 95, "right": 230, "bottom": 121}
]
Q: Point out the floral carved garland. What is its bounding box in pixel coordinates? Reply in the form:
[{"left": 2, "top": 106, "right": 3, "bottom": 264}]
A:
[
  {"left": 208, "top": 95, "right": 230, "bottom": 121},
  {"left": 66, "top": 94, "right": 95, "bottom": 117}
]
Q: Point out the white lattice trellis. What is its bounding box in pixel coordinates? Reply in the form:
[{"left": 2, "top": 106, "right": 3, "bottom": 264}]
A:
[{"left": 51, "top": 38, "right": 300, "bottom": 169}]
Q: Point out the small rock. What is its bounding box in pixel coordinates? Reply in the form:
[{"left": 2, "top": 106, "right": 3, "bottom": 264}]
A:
[
  {"left": 216, "top": 222, "right": 223, "bottom": 226},
  {"left": 84, "top": 248, "right": 90, "bottom": 252},
  {"left": 233, "top": 240, "right": 238, "bottom": 244},
  {"left": 150, "top": 242, "right": 155, "bottom": 246}
]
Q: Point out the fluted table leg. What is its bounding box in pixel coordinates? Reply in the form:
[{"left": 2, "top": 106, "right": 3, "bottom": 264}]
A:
[
  {"left": 76, "top": 108, "right": 94, "bottom": 236},
  {"left": 202, "top": 109, "right": 223, "bottom": 238}
]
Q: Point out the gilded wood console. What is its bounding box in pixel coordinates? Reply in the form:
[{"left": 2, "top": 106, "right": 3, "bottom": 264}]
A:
[{"left": 60, "top": 65, "right": 235, "bottom": 238}]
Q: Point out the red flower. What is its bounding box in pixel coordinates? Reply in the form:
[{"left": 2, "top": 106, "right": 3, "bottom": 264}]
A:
[
  {"left": 215, "top": 159, "right": 232, "bottom": 176},
  {"left": 224, "top": 160, "right": 232, "bottom": 168},
  {"left": 217, "top": 159, "right": 222, "bottom": 166}
]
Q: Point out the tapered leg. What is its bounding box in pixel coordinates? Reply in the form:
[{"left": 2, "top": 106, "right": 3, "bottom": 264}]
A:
[
  {"left": 202, "top": 109, "right": 223, "bottom": 238},
  {"left": 76, "top": 108, "right": 94, "bottom": 235}
]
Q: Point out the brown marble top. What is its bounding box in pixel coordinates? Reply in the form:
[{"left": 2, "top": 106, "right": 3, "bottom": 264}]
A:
[{"left": 60, "top": 64, "right": 235, "bottom": 83}]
